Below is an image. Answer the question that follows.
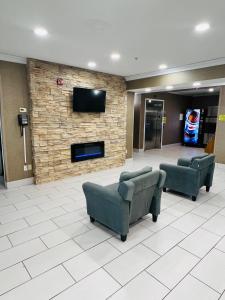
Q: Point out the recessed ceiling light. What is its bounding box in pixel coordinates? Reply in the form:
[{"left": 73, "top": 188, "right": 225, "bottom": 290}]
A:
[
  {"left": 166, "top": 85, "right": 173, "bottom": 90},
  {"left": 145, "top": 88, "right": 152, "bottom": 92},
  {"left": 110, "top": 53, "right": 121, "bottom": 61},
  {"left": 88, "top": 61, "right": 96, "bottom": 68},
  {"left": 34, "top": 27, "right": 48, "bottom": 37},
  {"left": 193, "top": 81, "right": 201, "bottom": 87},
  {"left": 159, "top": 64, "right": 167, "bottom": 70},
  {"left": 195, "top": 22, "right": 210, "bottom": 32},
  {"left": 208, "top": 88, "right": 214, "bottom": 92}
]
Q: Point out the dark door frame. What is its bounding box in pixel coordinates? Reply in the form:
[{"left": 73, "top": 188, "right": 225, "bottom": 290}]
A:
[
  {"left": 0, "top": 75, "right": 7, "bottom": 187},
  {"left": 143, "top": 98, "right": 164, "bottom": 151}
]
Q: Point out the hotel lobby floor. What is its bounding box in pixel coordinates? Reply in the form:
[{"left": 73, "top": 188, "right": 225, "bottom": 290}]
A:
[{"left": 0, "top": 145, "right": 225, "bottom": 299}]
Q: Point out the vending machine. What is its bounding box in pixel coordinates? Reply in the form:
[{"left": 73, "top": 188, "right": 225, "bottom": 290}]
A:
[{"left": 183, "top": 109, "right": 205, "bottom": 147}]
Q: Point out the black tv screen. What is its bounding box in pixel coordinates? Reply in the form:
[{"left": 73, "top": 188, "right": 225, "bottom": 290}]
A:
[{"left": 73, "top": 87, "right": 106, "bottom": 112}]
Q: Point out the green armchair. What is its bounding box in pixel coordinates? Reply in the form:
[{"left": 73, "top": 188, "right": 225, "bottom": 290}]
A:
[
  {"left": 160, "top": 154, "right": 215, "bottom": 201},
  {"left": 82, "top": 167, "right": 166, "bottom": 241}
]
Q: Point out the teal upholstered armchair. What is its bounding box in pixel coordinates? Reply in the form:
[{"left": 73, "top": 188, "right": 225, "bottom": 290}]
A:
[
  {"left": 82, "top": 167, "right": 166, "bottom": 241},
  {"left": 160, "top": 154, "right": 215, "bottom": 201}
]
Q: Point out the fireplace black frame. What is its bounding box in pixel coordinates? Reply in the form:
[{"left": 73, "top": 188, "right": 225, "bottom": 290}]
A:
[{"left": 71, "top": 141, "right": 104, "bottom": 162}]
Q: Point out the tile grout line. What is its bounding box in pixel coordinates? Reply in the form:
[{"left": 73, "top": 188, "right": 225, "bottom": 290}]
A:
[
  {"left": 0, "top": 216, "right": 203, "bottom": 287},
  {"left": 218, "top": 291, "right": 225, "bottom": 300},
  {"left": 0, "top": 158, "right": 224, "bottom": 298},
  {"left": 159, "top": 235, "right": 225, "bottom": 298},
  {"left": 190, "top": 273, "right": 222, "bottom": 295},
  {"left": 60, "top": 263, "right": 77, "bottom": 284},
  {"left": 101, "top": 192, "right": 225, "bottom": 299},
  {"left": 22, "top": 261, "right": 32, "bottom": 279}
]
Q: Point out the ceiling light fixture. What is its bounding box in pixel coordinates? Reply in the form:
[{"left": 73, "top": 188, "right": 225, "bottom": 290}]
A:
[
  {"left": 208, "top": 88, "right": 214, "bottom": 92},
  {"left": 88, "top": 61, "right": 96, "bottom": 68},
  {"left": 195, "top": 22, "right": 210, "bottom": 33},
  {"left": 34, "top": 27, "right": 48, "bottom": 37},
  {"left": 145, "top": 88, "right": 152, "bottom": 92},
  {"left": 110, "top": 53, "right": 121, "bottom": 61},
  {"left": 193, "top": 81, "right": 201, "bottom": 87},
  {"left": 159, "top": 64, "right": 167, "bottom": 70},
  {"left": 166, "top": 85, "right": 173, "bottom": 90}
]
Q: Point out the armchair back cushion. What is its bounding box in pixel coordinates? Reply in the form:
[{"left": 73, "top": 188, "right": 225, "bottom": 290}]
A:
[
  {"left": 191, "top": 154, "right": 208, "bottom": 162},
  {"left": 119, "top": 166, "right": 152, "bottom": 182},
  {"left": 118, "top": 170, "right": 165, "bottom": 224}
]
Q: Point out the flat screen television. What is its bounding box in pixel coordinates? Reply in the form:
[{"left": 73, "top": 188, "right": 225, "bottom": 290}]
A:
[{"left": 73, "top": 87, "right": 106, "bottom": 112}]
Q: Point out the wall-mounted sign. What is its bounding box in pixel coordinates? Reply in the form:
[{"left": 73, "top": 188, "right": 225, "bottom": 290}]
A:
[
  {"left": 219, "top": 115, "right": 225, "bottom": 122},
  {"left": 162, "top": 117, "right": 167, "bottom": 124},
  {"left": 179, "top": 113, "right": 184, "bottom": 121}
]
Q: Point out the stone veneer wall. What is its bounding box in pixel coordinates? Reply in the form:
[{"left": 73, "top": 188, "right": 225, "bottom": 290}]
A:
[{"left": 27, "top": 59, "right": 127, "bottom": 184}]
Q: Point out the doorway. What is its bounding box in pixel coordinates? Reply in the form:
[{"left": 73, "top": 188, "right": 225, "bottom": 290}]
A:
[
  {"left": 0, "top": 133, "right": 5, "bottom": 187},
  {"left": 0, "top": 76, "right": 6, "bottom": 188},
  {"left": 144, "top": 99, "right": 164, "bottom": 150}
]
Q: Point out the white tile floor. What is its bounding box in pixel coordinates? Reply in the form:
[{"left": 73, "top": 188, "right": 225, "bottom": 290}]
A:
[{"left": 0, "top": 145, "right": 225, "bottom": 299}]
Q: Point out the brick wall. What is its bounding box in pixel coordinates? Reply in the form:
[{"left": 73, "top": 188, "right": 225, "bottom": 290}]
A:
[{"left": 27, "top": 59, "right": 127, "bottom": 184}]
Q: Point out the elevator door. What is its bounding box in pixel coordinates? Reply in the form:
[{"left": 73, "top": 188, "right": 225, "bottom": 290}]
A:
[{"left": 145, "top": 110, "right": 162, "bottom": 150}]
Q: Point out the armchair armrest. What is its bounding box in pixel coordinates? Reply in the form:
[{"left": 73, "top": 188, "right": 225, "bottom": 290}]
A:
[
  {"left": 82, "top": 181, "right": 130, "bottom": 236},
  {"left": 177, "top": 158, "right": 192, "bottom": 167},
  {"left": 150, "top": 170, "right": 166, "bottom": 216},
  {"left": 118, "top": 181, "right": 135, "bottom": 201},
  {"left": 82, "top": 182, "right": 123, "bottom": 206},
  {"left": 157, "top": 170, "right": 166, "bottom": 188},
  {"left": 160, "top": 163, "right": 199, "bottom": 196}
]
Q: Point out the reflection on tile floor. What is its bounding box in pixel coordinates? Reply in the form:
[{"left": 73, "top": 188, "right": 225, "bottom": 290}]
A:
[{"left": 0, "top": 145, "right": 225, "bottom": 299}]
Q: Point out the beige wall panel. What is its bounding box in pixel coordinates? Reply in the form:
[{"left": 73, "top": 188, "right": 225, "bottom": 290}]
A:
[
  {"left": 126, "top": 92, "right": 134, "bottom": 158},
  {"left": 215, "top": 87, "right": 225, "bottom": 163},
  {"left": 0, "top": 61, "right": 33, "bottom": 182}
]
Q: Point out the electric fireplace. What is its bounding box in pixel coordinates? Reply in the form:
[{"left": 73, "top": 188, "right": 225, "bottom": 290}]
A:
[{"left": 71, "top": 141, "right": 104, "bottom": 162}]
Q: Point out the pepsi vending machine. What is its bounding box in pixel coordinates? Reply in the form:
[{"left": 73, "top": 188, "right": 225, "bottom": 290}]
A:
[{"left": 183, "top": 109, "right": 205, "bottom": 147}]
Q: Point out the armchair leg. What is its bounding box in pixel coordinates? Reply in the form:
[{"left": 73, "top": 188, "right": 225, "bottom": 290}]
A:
[
  {"left": 152, "top": 215, "right": 158, "bottom": 222},
  {"left": 90, "top": 216, "right": 95, "bottom": 223},
  {"left": 163, "top": 187, "right": 167, "bottom": 192},
  {"left": 121, "top": 235, "right": 127, "bottom": 242},
  {"left": 192, "top": 196, "right": 197, "bottom": 201},
  {"left": 206, "top": 186, "right": 210, "bottom": 192}
]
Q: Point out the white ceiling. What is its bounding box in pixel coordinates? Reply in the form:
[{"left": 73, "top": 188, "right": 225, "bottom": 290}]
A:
[{"left": 1, "top": 0, "right": 225, "bottom": 77}]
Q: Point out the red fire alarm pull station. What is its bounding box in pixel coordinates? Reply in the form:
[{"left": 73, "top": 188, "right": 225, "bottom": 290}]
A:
[{"left": 56, "top": 78, "right": 64, "bottom": 86}]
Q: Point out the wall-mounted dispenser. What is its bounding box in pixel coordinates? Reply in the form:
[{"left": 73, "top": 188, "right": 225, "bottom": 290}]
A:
[
  {"left": 18, "top": 111, "right": 29, "bottom": 169},
  {"left": 18, "top": 113, "right": 28, "bottom": 136}
]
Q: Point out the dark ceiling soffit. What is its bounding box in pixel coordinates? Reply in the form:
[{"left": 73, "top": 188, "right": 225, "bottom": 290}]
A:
[{"left": 126, "top": 64, "right": 225, "bottom": 90}]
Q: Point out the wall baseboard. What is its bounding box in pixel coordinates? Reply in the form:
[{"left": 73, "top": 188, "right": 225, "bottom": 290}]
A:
[
  {"left": 126, "top": 158, "right": 133, "bottom": 162},
  {"left": 216, "top": 163, "right": 225, "bottom": 170},
  {"left": 162, "top": 143, "right": 181, "bottom": 148},
  {"left": 6, "top": 177, "right": 34, "bottom": 189},
  {"left": 133, "top": 148, "right": 144, "bottom": 152}
]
